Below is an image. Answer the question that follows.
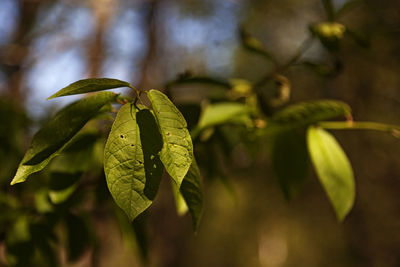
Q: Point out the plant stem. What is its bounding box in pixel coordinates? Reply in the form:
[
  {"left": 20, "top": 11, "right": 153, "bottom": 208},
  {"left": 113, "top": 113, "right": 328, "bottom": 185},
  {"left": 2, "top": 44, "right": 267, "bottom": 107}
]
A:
[{"left": 254, "top": 36, "right": 314, "bottom": 91}]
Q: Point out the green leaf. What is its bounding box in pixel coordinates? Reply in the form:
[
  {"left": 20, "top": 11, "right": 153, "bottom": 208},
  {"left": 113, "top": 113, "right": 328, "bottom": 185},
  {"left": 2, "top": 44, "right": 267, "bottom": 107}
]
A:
[
  {"left": 47, "top": 78, "right": 130, "bottom": 99},
  {"left": 65, "top": 213, "right": 91, "bottom": 262},
  {"left": 172, "top": 182, "right": 189, "bottom": 216},
  {"left": 310, "top": 22, "right": 346, "bottom": 51},
  {"left": 267, "top": 100, "right": 351, "bottom": 133},
  {"left": 271, "top": 131, "right": 309, "bottom": 201},
  {"left": 147, "top": 89, "right": 193, "bottom": 186},
  {"left": 307, "top": 126, "right": 355, "bottom": 221},
  {"left": 192, "top": 102, "right": 252, "bottom": 139},
  {"left": 104, "top": 104, "right": 163, "bottom": 221},
  {"left": 48, "top": 172, "right": 82, "bottom": 204},
  {"left": 49, "top": 133, "right": 99, "bottom": 174},
  {"left": 179, "top": 158, "right": 204, "bottom": 231},
  {"left": 239, "top": 28, "right": 277, "bottom": 64},
  {"left": 11, "top": 92, "right": 117, "bottom": 185}
]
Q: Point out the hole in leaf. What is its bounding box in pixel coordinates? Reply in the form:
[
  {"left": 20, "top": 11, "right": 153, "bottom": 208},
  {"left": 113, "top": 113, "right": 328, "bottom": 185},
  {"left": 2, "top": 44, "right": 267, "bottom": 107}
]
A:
[{"left": 120, "top": 135, "right": 124, "bottom": 138}]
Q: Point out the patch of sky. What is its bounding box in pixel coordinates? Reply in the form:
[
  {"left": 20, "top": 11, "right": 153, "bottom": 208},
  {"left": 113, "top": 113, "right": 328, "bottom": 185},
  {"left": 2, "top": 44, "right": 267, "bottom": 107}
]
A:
[
  {"left": 0, "top": 0, "right": 19, "bottom": 45},
  {"left": 25, "top": 47, "right": 85, "bottom": 118},
  {"left": 25, "top": 3, "right": 97, "bottom": 118},
  {"left": 103, "top": 9, "right": 147, "bottom": 83},
  {"left": 162, "top": 0, "right": 240, "bottom": 76},
  {"left": 333, "top": 0, "right": 350, "bottom": 10}
]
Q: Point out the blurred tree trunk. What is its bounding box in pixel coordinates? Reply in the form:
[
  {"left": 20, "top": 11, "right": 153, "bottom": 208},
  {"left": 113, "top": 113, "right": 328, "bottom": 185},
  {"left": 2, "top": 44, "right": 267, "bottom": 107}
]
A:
[
  {"left": 88, "top": 0, "right": 115, "bottom": 77},
  {"left": 137, "top": 0, "right": 158, "bottom": 91},
  {"left": 2, "top": 0, "right": 45, "bottom": 106}
]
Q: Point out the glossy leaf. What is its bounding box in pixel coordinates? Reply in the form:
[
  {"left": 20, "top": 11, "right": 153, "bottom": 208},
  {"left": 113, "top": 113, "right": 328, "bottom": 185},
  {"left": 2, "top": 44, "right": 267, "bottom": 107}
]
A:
[
  {"left": 104, "top": 104, "right": 163, "bottom": 221},
  {"left": 147, "top": 89, "right": 193, "bottom": 186},
  {"left": 47, "top": 78, "right": 130, "bottom": 99},
  {"left": 307, "top": 126, "right": 355, "bottom": 221},
  {"left": 180, "top": 159, "right": 204, "bottom": 231},
  {"left": 267, "top": 100, "right": 351, "bottom": 132},
  {"left": 11, "top": 92, "right": 117, "bottom": 185},
  {"left": 271, "top": 131, "right": 309, "bottom": 200}
]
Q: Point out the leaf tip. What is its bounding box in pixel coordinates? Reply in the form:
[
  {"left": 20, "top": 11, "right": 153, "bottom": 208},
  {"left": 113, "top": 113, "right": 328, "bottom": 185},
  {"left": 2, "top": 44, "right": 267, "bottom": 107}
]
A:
[{"left": 10, "top": 177, "right": 22, "bottom": 186}]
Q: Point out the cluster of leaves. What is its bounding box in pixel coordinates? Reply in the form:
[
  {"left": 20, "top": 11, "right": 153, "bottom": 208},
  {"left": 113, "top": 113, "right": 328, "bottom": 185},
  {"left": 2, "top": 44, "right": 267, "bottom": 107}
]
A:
[{"left": 7, "top": 79, "right": 205, "bottom": 265}]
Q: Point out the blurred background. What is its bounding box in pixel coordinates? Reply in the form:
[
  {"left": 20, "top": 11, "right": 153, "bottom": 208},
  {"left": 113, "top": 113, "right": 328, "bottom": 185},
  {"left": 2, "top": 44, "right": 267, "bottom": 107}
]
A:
[{"left": 0, "top": 0, "right": 400, "bottom": 266}]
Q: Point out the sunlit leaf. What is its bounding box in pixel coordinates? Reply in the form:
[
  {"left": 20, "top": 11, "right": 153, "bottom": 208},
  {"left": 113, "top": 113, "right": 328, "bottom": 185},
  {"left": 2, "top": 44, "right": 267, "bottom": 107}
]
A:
[
  {"left": 172, "top": 182, "right": 189, "bottom": 216},
  {"left": 192, "top": 102, "right": 252, "bottom": 139},
  {"left": 147, "top": 89, "right": 193, "bottom": 187},
  {"left": 47, "top": 78, "right": 130, "bottom": 99},
  {"left": 310, "top": 22, "right": 346, "bottom": 51},
  {"left": 307, "top": 126, "right": 355, "bottom": 221},
  {"left": 271, "top": 131, "right": 309, "bottom": 200},
  {"left": 11, "top": 92, "right": 117, "bottom": 185},
  {"left": 34, "top": 190, "right": 53, "bottom": 213},
  {"left": 104, "top": 104, "right": 163, "bottom": 221}
]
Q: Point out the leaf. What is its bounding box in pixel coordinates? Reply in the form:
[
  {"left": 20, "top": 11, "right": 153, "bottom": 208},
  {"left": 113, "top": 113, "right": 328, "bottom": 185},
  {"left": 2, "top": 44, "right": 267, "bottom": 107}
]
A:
[
  {"left": 310, "top": 22, "right": 346, "bottom": 51},
  {"left": 239, "top": 28, "right": 277, "bottom": 64},
  {"left": 48, "top": 172, "right": 82, "bottom": 204},
  {"left": 179, "top": 158, "right": 204, "bottom": 231},
  {"left": 172, "top": 182, "right": 189, "bottom": 216},
  {"left": 65, "top": 213, "right": 91, "bottom": 262},
  {"left": 307, "top": 126, "right": 355, "bottom": 221},
  {"left": 271, "top": 131, "right": 309, "bottom": 201},
  {"left": 6, "top": 216, "right": 34, "bottom": 266},
  {"left": 147, "top": 89, "right": 193, "bottom": 186},
  {"left": 49, "top": 133, "right": 99, "bottom": 174},
  {"left": 104, "top": 104, "right": 163, "bottom": 221},
  {"left": 11, "top": 92, "right": 117, "bottom": 185},
  {"left": 192, "top": 102, "right": 252, "bottom": 139},
  {"left": 267, "top": 100, "right": 351, "bottom": 133},
  {"left": 47, "top": 78, "right": 130, "bottom": 99}
]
